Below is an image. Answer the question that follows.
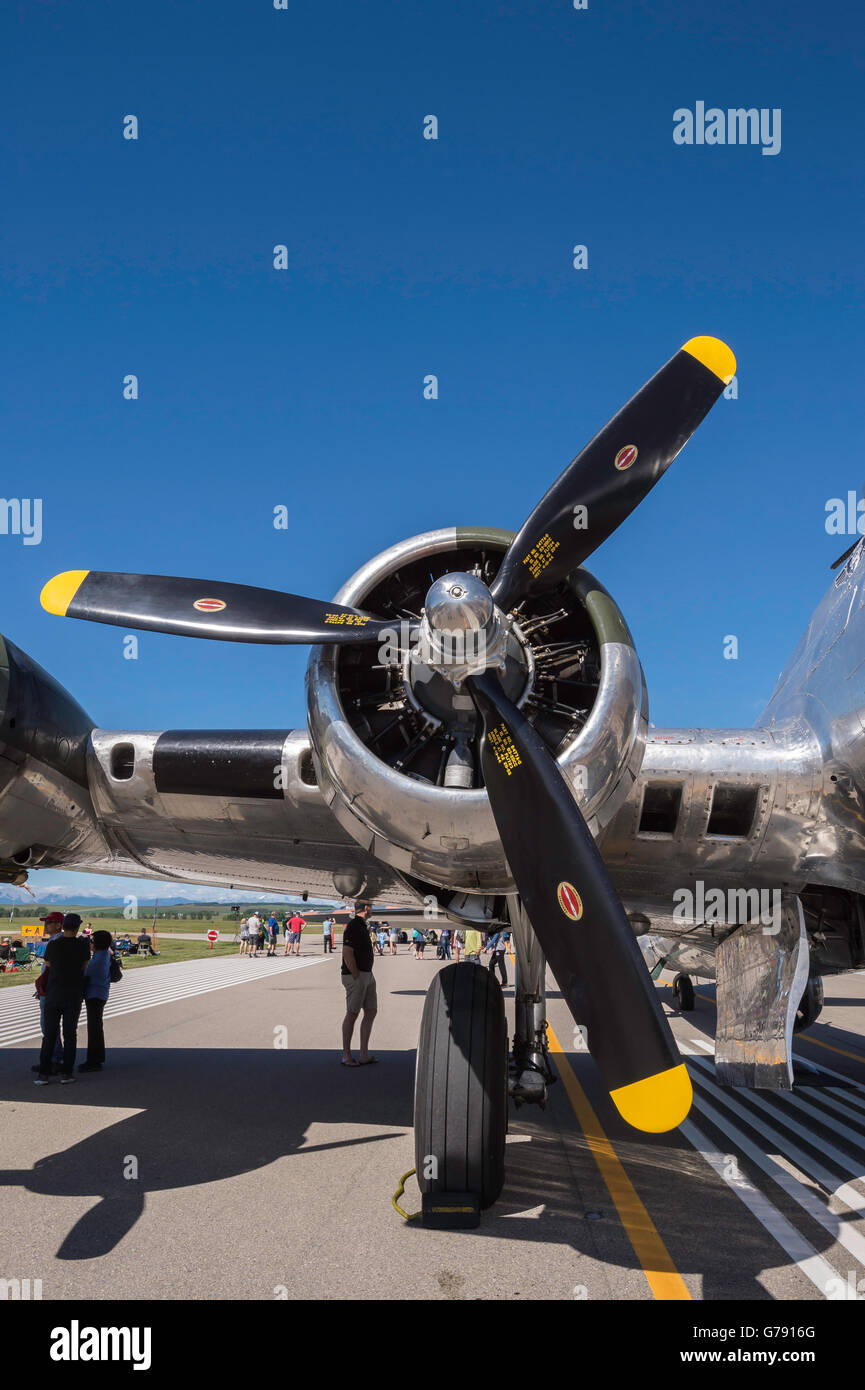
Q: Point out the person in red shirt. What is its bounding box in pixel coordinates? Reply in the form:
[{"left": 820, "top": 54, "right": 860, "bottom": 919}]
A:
[{"left": 286, "top": 912, "right": 305, "bottom": 956}]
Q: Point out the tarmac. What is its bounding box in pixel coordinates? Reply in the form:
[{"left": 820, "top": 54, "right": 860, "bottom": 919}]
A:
[{"left": 2, "top": 921, "right": 865, "bottom": 1301}]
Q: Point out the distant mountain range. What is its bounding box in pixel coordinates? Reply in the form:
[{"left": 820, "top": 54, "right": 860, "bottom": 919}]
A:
[{"left": 0, "top": 884, "right": 332, "bottom": 909}]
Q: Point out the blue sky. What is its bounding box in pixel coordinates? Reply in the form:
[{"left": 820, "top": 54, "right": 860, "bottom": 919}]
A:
[{"left": 3, "top": 1, "right": 864, "bottom": 896}]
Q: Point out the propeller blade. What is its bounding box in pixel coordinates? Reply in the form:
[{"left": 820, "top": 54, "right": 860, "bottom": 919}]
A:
[
  {"left": 40, "top": 570, "right": 399, "bottom": 646},
  {"left": 491, "top": 336, "right": 735, "bottom": 609},
  {"left": 467, "top": 669, "right": 691, "bottom": 1133}
]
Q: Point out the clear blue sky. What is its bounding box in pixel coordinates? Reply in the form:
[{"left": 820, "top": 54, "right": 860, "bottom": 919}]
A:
[{"left": 3, "top": 1, "right": 864, "bottom": 894}]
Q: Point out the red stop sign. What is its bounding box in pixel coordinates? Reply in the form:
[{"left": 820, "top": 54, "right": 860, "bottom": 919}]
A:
[{"left": 207, "top": 929, "right": 219, "bottom": 942}]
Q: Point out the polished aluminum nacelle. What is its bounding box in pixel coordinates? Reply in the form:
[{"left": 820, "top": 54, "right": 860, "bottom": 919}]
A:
[{"left": 306, "top": 527, "right": 649, "bottom": 894}]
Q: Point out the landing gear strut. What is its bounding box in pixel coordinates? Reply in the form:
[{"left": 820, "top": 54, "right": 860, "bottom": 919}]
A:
[{"left": 509, "top": 896, "right": 556, "bottom": 1107}]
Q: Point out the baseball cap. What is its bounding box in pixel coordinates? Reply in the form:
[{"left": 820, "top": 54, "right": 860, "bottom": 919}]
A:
[
  {"left": 62, "top": 912, "right": 83, "bottom": 933},
  {"left": 39, "top": 911, "right": 65, "bottom": 927}
]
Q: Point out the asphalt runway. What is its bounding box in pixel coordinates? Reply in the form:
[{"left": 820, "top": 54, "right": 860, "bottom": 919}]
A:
[{"left": 2, "top": 923, "right": 865, "bottom": 1302}]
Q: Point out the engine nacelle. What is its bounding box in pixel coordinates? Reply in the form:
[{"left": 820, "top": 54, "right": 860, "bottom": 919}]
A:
[
  {"left": 307, "top": 527, "right": 648, "bottom": 894},
  {"left": 0, "top": 634, "right": 100, "bottom": 881}
]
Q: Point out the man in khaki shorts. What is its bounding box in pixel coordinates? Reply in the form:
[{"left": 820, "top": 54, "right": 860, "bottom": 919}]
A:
[{"left": 340, "top": 901, "right": 378, "bottom": 1067}]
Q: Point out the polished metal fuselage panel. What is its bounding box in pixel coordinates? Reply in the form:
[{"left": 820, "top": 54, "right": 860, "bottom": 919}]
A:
[{"left": 58, "top": 728, "right": 413, "bottom": 903}]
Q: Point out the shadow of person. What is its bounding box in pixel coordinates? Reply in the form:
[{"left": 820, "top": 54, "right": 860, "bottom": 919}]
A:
[{"left": 0, "top": 1045, "right": 411, "bottom": 1260}]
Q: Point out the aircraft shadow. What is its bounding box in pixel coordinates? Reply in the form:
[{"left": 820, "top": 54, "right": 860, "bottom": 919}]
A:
[
  {"left": 0, "top": 1045, "right": 411, "bottom": 1262},
  {"left": 2, "top": 965, "right": 862, "bottom": 1297},
  {"left": 0, "top": 1029, "right": 855, "bottom": 1302}
]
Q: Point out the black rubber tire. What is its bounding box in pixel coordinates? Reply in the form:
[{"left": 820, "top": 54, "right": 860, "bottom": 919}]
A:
[
  {"left": 414, "top": 962, "right": 508, "bottom": 1210},
  {"left": 794, "top": 975, "right": 824, "bottom": 1032},
  {"left": 673, "top": 974, "right": 695, "bottom": 1011}
]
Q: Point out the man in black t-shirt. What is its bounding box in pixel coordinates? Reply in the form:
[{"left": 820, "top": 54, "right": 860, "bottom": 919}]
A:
[
  {"left": 35, "top": 913, "right": 90, "bottom": 1084},
  {"left": 340, "top": 902, "right": 377, "bottom": 1067}
]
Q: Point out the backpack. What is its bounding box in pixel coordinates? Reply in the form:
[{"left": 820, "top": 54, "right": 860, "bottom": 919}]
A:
[{"left": 109, "top": 953, "right": 123, "bottom": 983}]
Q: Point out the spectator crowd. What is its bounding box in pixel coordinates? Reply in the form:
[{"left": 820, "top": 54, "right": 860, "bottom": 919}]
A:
[{"left": 3, "top": 903, "right": 513, "bottom": 1081}]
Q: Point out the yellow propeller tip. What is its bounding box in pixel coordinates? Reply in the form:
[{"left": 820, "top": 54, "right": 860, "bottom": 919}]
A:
[
  {"left": 681, "top": 335, "right": 736, "bottom": 385},
  {"left": 40, "top": 570, "right": 89, "bottom": 617},
  {"left": 609, "top": 1062, "right": 693, "bottom": 1133}
]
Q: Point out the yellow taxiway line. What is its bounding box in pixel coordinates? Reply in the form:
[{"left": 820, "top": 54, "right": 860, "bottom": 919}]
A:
[
  {"left": 793, "top": 1034, "right": 865, "bottom": 1064},
  {"left": 546, "top": 1025, "right": 692, "bottom": 1301}
]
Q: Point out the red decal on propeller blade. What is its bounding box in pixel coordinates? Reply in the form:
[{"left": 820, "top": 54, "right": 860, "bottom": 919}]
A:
[
  {"left": 557, "top": 881, "right": 583, "bottom": 921},
  {"left": 614, "top": 445, "right": 638, "bottom": 471}
]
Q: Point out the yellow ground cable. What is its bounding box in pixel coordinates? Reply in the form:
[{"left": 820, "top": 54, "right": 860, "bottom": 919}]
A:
[
  {"left": 392, "top": 1167, "right": 422, "bottom": 1221},
  {"left": 547, "top": 1025, "right": 692, "bottom": 1300}
]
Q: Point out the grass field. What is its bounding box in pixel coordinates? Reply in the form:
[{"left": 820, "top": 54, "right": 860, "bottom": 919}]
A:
[
  {"left": 1, "top": 914, "right": 334, "bottom": 938},
  {"left": 0, "top": 907, "right": 371, "bottom": 992},
  {"left": 96, "top": 918, "right": 329, "bottom": 939},
  {"left": 0, "top": 935, "right": 239, "bottom": 991}
]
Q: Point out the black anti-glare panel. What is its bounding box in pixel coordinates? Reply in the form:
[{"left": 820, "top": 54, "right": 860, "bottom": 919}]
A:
[{"left": 152, "top": 730, "right": 289, "bottom": 799}]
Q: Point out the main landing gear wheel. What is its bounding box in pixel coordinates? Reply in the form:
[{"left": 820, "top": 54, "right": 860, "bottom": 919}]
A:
[
  {"left": 414, "top": 962, "right": 508, "bottom": 1211},
  {"left": 672, "top": 973, "right": 695, "bottom": 1012},
  {"left": 794, "top": 975, "right": 824, "bottom": 1032}
]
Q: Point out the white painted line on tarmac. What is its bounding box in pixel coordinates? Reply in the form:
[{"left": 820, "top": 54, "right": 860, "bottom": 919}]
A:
[
  {"left": 680, "top": 1117, "right": 841, "bottom": 1298},
  {"left": 0, "top": 953, "right": 333, "bottom": 1047},
  {"left": 766, "top": 1086, "right": 865, "bottom": 1158},
  {"left": 688, "top": 1057, "right": 865, "bottom": 1216},
  {"left": 687, "top": 1085, "right": 865, "bottom": 1271}
]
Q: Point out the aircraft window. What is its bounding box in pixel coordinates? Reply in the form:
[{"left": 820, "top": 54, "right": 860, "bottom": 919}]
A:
[
  {"left": 110, "top": 743, "right": 135, "bottom": 780},
  {"left": 638, "top": 782, "right": 682, "bottom": 835},
  {"left": 707, "top": 784, "right": 758, "bottom": 838}
]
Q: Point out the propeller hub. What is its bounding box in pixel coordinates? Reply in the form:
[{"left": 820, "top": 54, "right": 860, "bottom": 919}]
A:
[
  {"left": 424, "top": 572, "right": 495, "bottom": 634},
  {"left": 417, "top": 571, "right": 509, "bottom": 688}
]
